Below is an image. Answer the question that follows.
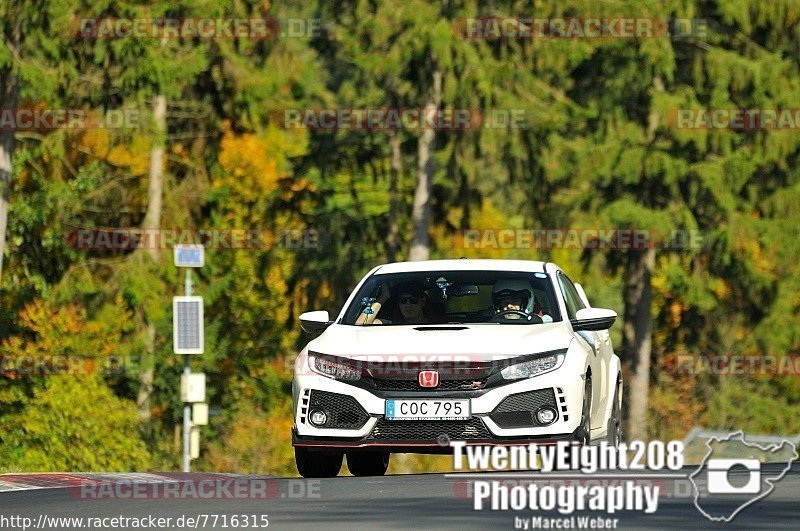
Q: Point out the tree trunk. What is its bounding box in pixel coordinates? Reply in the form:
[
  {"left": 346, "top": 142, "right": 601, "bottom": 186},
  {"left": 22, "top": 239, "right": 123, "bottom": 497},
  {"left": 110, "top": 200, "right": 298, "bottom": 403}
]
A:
[
  {"left": 409, "top": 70, "right": 442, "bottom": 262},
  {"left": 142, "top": 94, "right": 166, "bottom": 262},
  {"left": 620, "top": 74, "right": 664, "bottom": 440},
  {"left": 137, "top": 94, "right": 167, "bottom": 421},
  {"left": 386, "top": 130, "right": 401, "bottom": 262},
  {"left": 0, "top": 36, "right": 20, "bottom": 285},
  {"left": 621, "top": 247, "right": 655, "bottom": 441}
]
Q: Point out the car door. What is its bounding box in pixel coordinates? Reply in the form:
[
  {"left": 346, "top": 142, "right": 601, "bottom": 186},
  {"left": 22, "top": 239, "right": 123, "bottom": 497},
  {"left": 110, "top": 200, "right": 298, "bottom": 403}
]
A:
[{"left": 557, "top": 272, "right": 608, "bottom": 430}]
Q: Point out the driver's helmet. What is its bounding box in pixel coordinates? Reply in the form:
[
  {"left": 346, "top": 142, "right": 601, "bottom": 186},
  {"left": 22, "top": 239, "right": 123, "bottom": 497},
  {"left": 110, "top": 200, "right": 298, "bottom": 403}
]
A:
[{"left": 492, "top": 279, "right": 534, "bottom": 313}]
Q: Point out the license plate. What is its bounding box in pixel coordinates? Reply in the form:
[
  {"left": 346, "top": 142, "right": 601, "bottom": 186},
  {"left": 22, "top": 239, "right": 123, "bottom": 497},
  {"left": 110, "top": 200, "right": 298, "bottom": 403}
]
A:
[{"left": 385, "top": 399, "right": 470, "bottom": 421}]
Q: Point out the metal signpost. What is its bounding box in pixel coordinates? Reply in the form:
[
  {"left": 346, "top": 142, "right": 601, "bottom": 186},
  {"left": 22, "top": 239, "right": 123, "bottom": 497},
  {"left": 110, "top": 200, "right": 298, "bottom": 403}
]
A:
[{"left": 173, "top": 244, "right": 206, "bottom": 472}]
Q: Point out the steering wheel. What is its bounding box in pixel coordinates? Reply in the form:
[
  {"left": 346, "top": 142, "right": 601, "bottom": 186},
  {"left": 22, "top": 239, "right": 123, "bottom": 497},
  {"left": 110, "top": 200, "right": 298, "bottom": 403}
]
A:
[{"left": 489, "top": 310, "right": 532, "bottom": 322}]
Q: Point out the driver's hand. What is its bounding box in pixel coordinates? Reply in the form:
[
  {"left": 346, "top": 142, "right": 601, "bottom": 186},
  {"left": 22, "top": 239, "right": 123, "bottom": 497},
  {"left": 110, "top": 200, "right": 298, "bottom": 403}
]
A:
[{"left": 377, "top": 283, "right": 391, "bottom": 304}]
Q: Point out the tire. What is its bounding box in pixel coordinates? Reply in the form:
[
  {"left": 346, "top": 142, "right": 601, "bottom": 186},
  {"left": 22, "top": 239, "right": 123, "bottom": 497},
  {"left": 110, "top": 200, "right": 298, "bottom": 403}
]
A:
[
  {"left": 575, "top": 375, "right": 592, "bottom": 445},
  {"left": 606, "top": 376, "right": 623, "bottom": 447},
  {"left": 295, "top": 447, "right": 343, "bottom": 478},
  {"left": 346, "top": 451, "right": 390, "bottom": 477}
]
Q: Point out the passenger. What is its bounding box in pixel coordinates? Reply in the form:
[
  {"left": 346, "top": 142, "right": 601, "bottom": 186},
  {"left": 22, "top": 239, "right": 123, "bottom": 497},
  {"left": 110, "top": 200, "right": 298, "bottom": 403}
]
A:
[
  {"left": 355, "top": 281, "right": 432, "bottom": 325},
  {"left": 391, "top": 282, "right": 431, "bottom": 325}
]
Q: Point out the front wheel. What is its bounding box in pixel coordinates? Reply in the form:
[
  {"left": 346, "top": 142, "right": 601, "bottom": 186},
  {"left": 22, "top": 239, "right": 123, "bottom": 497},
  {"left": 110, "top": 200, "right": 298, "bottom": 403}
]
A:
[
  {"left": 347, "top": 451, "right": 390, "bottom": 476},
  {"left": 575, "top": 375, "right": 592, "bottom": 445},
  {"left": 295, "top": 447, "right": 343, "bottom": 478},
  {"left": 606, "top": 376, "right": 623, "bottom": 446}
]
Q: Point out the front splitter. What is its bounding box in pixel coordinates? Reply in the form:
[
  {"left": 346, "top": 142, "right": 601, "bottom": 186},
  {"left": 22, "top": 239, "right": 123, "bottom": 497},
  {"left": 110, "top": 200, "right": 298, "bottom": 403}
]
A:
[{"left": 292, "top": 427, "right": 579, "bottom": 454}]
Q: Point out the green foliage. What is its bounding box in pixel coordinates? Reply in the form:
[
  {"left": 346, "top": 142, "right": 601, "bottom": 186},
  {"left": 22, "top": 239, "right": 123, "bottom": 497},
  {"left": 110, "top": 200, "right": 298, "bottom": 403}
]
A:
[
  {"left": 700, "top": 378, "right": 800, "bottom": 435},
  {"left": 0, "top": 376, "right": 151, "bottom": 471}
]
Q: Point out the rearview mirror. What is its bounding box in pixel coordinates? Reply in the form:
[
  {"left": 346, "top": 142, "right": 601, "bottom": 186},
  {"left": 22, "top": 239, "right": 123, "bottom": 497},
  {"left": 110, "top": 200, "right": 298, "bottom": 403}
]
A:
[
  {"left": 452, "top": 284, "right": 479, "bottom": 296},
  {"left": 299, "top": 310, "right": 333, "bottom": 334},
  {"left": 571, "top": 307, "right": 616, "bottom": 331}
]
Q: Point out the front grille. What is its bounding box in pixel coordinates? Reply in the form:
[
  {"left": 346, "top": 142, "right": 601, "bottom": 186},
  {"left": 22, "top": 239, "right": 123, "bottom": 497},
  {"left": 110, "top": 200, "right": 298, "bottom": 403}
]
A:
[
  {"left": 366, "top": 418, "right": 491, "bottom": 441},
  {"left": 490, "top": 388, "right": 557, "bottom": 428},
  {"left": 373, "top": 378, "right": 489, "bottom": 391},
  {"left": 309, "top": 390, "right": 369, "bottom": 429}
]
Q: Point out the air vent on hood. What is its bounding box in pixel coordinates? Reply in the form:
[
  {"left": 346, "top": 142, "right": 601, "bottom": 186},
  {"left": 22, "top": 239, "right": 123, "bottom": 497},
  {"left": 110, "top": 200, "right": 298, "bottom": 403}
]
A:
[{"left": 413, "top": 326, "right": 469, "bottom": 331}]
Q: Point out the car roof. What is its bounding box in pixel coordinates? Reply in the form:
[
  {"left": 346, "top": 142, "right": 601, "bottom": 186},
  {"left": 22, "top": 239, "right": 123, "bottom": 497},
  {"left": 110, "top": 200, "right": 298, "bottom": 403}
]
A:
[{"left": 374, "top": 259, "right": 550, "bottom": 274}]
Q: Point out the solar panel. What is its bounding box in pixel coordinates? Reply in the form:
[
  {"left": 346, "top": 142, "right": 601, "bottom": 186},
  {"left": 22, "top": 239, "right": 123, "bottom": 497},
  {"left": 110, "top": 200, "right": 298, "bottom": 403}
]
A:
[{"left": 173, "top": 296, "right": 204, "bottom": 354}]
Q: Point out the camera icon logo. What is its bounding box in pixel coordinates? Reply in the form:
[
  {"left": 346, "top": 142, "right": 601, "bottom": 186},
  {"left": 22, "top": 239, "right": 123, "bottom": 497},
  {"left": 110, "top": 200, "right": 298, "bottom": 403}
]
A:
[{"left": 706, "top": 458, "right": 761, "bottom": 494}]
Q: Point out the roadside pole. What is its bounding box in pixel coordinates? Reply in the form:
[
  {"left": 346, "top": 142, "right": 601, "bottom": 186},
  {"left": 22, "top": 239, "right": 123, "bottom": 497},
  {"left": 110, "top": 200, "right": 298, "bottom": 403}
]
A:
[
  {"left": 183, "top": 268, "right": 192, "bottom": 472},
  {"left": 173, "top": 244, "right": 207, "bottom": 473}
]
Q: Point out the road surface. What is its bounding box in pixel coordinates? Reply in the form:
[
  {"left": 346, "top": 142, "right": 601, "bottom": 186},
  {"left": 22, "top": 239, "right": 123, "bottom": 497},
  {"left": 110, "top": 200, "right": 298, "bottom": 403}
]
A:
[{"left": 0, "top": 464, "right": 797, "bottom": 530}]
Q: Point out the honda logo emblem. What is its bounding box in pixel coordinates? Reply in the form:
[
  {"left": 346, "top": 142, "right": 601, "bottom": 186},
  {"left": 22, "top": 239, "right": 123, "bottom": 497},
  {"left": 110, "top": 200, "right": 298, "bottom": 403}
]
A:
[{"left": 418, "top": 370, "right": 439, "bottom": 388}]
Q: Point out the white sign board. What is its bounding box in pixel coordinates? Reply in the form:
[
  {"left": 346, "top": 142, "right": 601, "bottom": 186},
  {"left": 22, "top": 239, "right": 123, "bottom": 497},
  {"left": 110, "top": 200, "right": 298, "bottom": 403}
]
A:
[
  {"left": 174, "top": 244, "right": 205, "bottom": 268},
  {"left": 192, "top": 403, "right": 209, "bottom": 426},
  {"left": 181, "top": 373, "right": 206, "bottom": 403},
  {"left": 190, "top": 427, "right": 201, "bottom": 459}
]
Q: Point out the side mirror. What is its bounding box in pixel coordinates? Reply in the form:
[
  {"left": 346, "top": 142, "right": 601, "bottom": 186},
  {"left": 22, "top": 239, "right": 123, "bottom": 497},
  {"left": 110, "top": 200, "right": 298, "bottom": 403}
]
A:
[
  {"left": 299, "top": 310, "right": 333, "bottom": 334},
  {"left": 571, "top": 307, "right": 616, "bottom": 331}
]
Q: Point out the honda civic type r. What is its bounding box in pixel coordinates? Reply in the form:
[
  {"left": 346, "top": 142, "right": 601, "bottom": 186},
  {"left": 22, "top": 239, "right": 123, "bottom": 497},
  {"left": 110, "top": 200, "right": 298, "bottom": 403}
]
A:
[{"left": 291, "top": 259, "right": 623, "bottom": 477}]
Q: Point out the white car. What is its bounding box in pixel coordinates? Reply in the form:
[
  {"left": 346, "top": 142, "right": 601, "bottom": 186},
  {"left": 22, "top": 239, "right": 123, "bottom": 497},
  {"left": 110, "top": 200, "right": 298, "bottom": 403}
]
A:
[{"left": 292, "top": 259, "right": 623, "bottom": 477}]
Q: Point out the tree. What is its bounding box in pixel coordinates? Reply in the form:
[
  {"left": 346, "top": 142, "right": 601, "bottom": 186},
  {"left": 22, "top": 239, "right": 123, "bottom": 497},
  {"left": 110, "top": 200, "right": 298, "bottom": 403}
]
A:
[
  {"left": 552, "top": 0, "right": 800, "bottom": 440},
  {"left": 0, "top": 0, "right": 76, "bottom": 284},
  {"left": 0, "top": 375, "right": 151, "bottom": 471},
  {"left": 0, "top": 42, "right": 18, "bottom": 284}
]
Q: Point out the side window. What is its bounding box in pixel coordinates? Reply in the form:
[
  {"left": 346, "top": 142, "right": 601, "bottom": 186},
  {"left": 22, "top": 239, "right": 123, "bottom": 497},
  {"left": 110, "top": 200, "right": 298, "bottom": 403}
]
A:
[{"left": 557, "top": 273, "right": 586, "bottom": 320}]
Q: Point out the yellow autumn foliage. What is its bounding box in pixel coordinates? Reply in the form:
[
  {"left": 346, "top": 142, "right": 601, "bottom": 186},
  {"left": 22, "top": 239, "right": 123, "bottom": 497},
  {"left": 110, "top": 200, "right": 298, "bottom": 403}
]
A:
[
  {"left": 78, "top": 129, "right": 151, "bottom": 175},
  {"left": 217, "top": 122, "right": 308, "bottom": 202},
  {"left": 1, "top": 299, "right": 128, "bottom": 360}
]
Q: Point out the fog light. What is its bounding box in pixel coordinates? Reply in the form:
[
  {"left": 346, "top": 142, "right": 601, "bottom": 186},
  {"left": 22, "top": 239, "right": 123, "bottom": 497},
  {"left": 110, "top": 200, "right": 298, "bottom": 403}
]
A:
[
  {"left": 309, "top": 409, "right": 328, "bottom": 426},
  {"left": 536, "top": 406, "right": 557, "bottom": 425}
]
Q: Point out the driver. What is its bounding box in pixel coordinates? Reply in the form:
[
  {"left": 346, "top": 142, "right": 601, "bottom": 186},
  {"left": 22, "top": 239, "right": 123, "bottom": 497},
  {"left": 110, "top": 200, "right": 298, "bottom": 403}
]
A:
[
  {"left": 492, "top": 279, "right": 534, "bottom": 320},
  {"left": 491, "top": 279, "right": 553, "bottom": 322}
]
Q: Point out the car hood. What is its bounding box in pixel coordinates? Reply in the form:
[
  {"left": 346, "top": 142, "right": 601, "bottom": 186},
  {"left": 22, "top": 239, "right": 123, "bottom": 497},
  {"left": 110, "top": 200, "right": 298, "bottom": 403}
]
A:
[{"left": 306, "top": 322, "right": 571, "bottom": 362}]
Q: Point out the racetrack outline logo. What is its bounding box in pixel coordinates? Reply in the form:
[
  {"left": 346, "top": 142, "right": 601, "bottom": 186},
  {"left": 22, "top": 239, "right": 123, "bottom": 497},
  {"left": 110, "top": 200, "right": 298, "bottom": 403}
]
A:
[{"left": 689, "top": 431, "right": 798, "bottom": 522}]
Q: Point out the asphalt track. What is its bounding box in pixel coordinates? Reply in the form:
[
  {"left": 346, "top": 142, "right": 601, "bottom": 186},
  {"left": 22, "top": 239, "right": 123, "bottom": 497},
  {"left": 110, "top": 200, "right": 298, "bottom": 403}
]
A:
[{"left": 1, "top": 464, "right": 798, "bottom": 530}]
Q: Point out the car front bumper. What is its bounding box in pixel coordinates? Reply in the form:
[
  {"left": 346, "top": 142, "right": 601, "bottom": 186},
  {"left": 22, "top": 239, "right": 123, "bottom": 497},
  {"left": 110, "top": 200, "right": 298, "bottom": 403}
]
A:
[{"left": 292, "top": 354, "right": 586, "bottom": 450}]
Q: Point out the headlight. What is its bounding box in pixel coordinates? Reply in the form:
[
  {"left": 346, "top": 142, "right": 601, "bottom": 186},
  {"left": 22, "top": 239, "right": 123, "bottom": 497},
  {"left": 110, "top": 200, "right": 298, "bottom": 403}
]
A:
[
  {"left": 308, "top": 355, "right": 361, "bottom": 381},
  {"left": 500, "top": 354, "right": 563, "bottom": 380}
]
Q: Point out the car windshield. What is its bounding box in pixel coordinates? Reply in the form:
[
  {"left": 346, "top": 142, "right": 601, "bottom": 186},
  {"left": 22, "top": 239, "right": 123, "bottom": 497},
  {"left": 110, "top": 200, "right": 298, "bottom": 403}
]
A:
[{"left": 341, "top": 270, "right": 561, "bottom": 326}]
